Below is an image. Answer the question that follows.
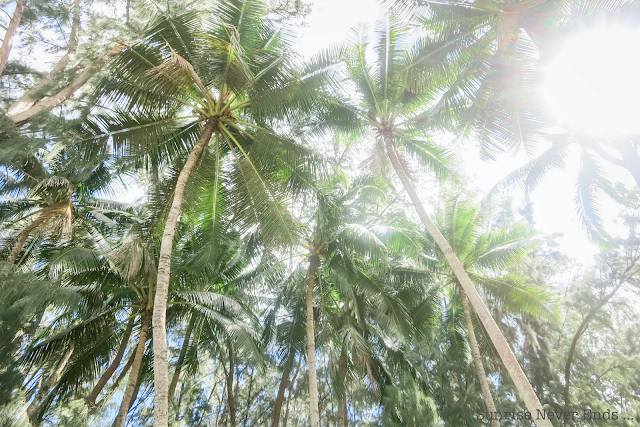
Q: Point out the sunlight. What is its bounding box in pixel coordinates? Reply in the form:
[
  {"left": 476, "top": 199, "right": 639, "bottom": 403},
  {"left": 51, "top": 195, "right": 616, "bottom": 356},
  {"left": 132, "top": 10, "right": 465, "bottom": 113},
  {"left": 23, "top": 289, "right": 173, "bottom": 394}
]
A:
[{"left": 543, "top": 27, "right": 640, "bottom": 136}]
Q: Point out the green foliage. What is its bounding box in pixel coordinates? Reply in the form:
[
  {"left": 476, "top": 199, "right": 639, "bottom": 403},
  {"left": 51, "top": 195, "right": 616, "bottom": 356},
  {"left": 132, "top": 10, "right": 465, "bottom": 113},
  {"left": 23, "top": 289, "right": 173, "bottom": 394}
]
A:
[{"left": 1, "top": 1, "right": 639, "bottom": 426}]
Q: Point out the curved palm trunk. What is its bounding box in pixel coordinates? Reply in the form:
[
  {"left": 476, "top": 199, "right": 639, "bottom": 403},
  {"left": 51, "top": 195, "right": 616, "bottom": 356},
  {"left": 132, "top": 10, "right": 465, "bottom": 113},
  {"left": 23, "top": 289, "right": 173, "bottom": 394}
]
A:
[
  {"left": 0, "top": 0, "right": 26, "bottom": 77},
  {"left": 459, "top": 287, "right": 500, "bottom": 427},
  {"left": 305, "top": 254, "right": 320, "bottom": 427},
  {"left": 168, "top": 316, "right": 196, "bottom": 404},
  {"left": 271, "top": 363, "right": 291, "bottom": 427},
  {"left": 26, "top": 343, "right": 74, "bottom": 420},
  {"left": 114, "top": 311, "right": 151, "bottom": 427},
  {"left": 86, "top": 314, "right": 136, "bottom": 408},
  {"left": 152, "top": 121, "right": 216, "bottom": 427},
  {"left": 383, "top": 134, "right": 551, "bottom": 427}
]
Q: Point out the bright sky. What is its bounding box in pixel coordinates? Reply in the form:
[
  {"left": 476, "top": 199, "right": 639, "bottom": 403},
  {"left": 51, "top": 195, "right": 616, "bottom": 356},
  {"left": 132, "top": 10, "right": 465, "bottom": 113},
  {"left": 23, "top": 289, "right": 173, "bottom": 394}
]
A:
[{"left": 291, "top": 0, "right": 640, "bottom": 264}]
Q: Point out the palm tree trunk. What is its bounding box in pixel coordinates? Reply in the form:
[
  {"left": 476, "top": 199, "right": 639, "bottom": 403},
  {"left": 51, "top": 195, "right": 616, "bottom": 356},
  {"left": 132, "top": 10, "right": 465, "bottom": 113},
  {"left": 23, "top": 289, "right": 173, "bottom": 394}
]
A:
[
  {"left": 0, "top": 0, "right": 27, "bottom": 77},
  {"left": 226, "top": 341, "right": 237, "bottom": 427},
  {"left": 114, "top": 310, "right": 151, "bottom": 427},
  {"left": 459, "top": 287, "right": 500, "bottom": 427},
  {"left": 26, "top": 343, "right": 74, "bottom": 420},
  {"left": 306, "top": 254, "right": 321, "bottom": 427},
  {"left": 152, "top": 121, "right": 216, "bottom": 427},
  {"left": 283, "top": 358, "right": 301, "bottom": 427},
  {"left": 271, "top": 363, "right": 291, "bottom": 427},
  {"left": 168, "top": 315, "right": 196, "bottom": 403},
  {"left": 86, "top": 314, "right": 136, "bottom": 408},
  {"left": 383, "top": 134, "right": 551, "bottom": 427},
  {"left": 2, "top": 211, "right": 49, "bottom": 276},
  {"left": 336, "top": 344, "right": 348, "bottom": 427}
]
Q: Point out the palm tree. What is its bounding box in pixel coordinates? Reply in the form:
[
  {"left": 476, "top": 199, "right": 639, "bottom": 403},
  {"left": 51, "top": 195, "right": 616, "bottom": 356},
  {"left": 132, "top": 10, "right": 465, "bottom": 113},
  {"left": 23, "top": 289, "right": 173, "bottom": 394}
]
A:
[
  {"left": 0, "top": 142, "right": 115, "bottom": 277},
  {"left": 389, "top": 0, "right": 637, "bottom": 156},
  {"left": 293, "top": 176, "right": 422, "bottom": 427},
  {"left": 92, "top": 2, "right": 327, "bottom": 423},
  {"left": 390, "top": 0, "right": 639, "bottom": 244},
  {"left": 16, "top": 199, "right": 261, "bottom": 425},
  {"left": 316, "top": 18, "right": 552, "bottom": 423},
  {"left": 431, "top": 198, "right": 558, "bottom": 426}
]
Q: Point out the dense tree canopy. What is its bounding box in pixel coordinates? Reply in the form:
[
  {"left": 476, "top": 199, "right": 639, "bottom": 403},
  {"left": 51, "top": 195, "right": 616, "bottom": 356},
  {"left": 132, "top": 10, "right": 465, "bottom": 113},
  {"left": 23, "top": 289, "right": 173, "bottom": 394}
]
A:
[{"left": 1, "top": 0, "right": 639, "bottom": 426}]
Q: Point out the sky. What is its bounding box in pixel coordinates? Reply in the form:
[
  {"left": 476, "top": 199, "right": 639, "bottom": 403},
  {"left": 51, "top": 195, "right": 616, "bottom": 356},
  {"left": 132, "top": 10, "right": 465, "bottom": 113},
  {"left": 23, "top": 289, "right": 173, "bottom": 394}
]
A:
[
  {"left": 101, "top": 0, "right": 640, "bottom": 264},
  {"left": 286, "top": 0, "right": 640, "bottom": 264}
]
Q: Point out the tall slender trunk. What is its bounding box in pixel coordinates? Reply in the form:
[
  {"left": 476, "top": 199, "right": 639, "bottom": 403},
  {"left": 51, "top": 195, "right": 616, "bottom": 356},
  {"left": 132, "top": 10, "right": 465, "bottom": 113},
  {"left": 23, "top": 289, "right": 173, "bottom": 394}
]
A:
[
  {"left": 7, "top": 0, "right": 81, "bottom": 117},
  {"left": 242, "top": 367, "right": 255, "bottom": 427},
  {"left": 305, "top": 254, "right": 320, "bottom": 427},
  {"left": 87, "top": 314, "right": 136, "bottom": 408},
  {"left": 459, "top": 287, "right": 500, "bottom": 427},
  {"left": 153, "top": 121, "right": 216, "bottom": 427},
  {"left": 26, "top": 344, "right": 74, "bottom": 420},
  {"left": 283, "top": 358, "right": 301, "bottom": 427},
  {"left": 114, "top": 310, "right": 151, "bottom": 427},
  {"left": 0, "top": 0, "right": 27, "bottom": 77},
  {"left": 226, "top": 341, "right": 237, "bottom": 427},
  {"left": 94, "top": 351, "right": 135, "bottom": 409},
  {"left": 383, "top": 134, "right": 551, "bottom": 427},
  {"left": 271, "top": 363, "right": 291, "bottom": 427},
  {"left": 168, "top": 316, "right": 196, "bottom": 403},
  {"left": 336, "top": 344, "right": 348, "bottom": 427}
]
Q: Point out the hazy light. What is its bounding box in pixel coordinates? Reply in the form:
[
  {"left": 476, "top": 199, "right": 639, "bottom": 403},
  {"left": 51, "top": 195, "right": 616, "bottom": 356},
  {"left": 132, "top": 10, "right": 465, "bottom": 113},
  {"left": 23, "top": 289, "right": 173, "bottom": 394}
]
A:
[{"left": 543, "top": 27, "right": 640, "bottom": 136}]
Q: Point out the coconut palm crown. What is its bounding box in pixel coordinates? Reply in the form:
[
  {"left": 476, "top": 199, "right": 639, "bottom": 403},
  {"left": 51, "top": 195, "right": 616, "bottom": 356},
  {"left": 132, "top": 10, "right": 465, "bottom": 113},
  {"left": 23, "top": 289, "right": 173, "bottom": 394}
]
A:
[{"left": 90, "top": 2, "right": 331, "bottom": 425}]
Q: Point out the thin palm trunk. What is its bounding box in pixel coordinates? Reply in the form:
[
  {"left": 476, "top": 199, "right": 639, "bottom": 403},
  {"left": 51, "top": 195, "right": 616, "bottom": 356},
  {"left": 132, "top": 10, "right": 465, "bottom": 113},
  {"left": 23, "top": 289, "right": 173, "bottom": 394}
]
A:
[
  {"left": 0, "top": 0, "right": 26, "bottom": 77},
  {"left": 114, "top": 311, "right": 151, "bottom": 427},
  {"left": 271, "top": 363, "right": 291, "bottom": 427},
  {"left": 305, "top": 254, "right": 320, "bottom": 427},
  {"left": 459, "top": 287, "right": 500, "bottom": 427},
  {"left": 336, "top": 344, "right": 348, "bottom": 427},
  {"left": 152, "top": 121, "right": 216, "bottom": 427},
  {"left": 227, "top": 341, "right": 237, "bottom": 427},
  {"left": 86, "top": 314, "right": 136, "bottom": 408},
  {"left": 283, "top": 357, "right": 301, "bottom": 427},
  {"left": 168, "top": 315, "right": 196, "bottom": 403},
  {"left": 383, "top": 134, "right": 551, "bottom": 427},
  {"left": 26, "top": 344, "right": 74, "bottom": 420}
]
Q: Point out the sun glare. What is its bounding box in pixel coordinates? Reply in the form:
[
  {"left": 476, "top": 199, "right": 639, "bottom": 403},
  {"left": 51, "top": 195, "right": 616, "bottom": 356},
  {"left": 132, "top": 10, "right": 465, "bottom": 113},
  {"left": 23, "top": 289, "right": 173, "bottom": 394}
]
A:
[{"left": 543, "top": 27, "right": 640, "bottom": 136}]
